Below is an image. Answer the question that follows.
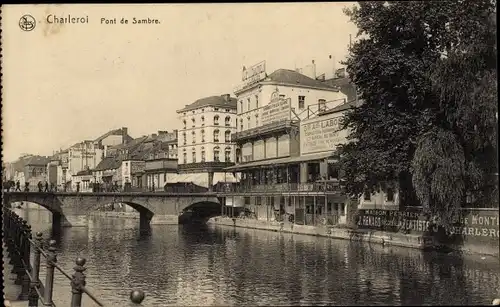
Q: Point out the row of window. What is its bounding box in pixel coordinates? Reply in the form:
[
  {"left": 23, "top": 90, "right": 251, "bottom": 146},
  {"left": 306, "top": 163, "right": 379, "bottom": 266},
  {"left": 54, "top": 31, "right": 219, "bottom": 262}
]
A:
[
  {"left": 239, "top": 95, "right": 315, "bottom": 113},
  {"left": 183, "top": 115, "right": 232, "bottom": 129},
  {"left": 183, "top": 107, "right": 233, "bottom": 117},
  {"left": 182, "top": 148, "right": 232, "bottom": 164},
  {"left": 239, "top": 95, "right": 260, "bottom": 113},
  {"left": 237, "top": 114, "right": 259, "bottom": 131},
  {"left": 181, "top": 130, "right": 232, "bottom": 145}
]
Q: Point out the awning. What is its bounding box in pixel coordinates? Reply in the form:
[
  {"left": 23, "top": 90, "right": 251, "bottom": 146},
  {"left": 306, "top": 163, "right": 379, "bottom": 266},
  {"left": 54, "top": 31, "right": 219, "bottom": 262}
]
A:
[
  {"left": 169, "top": 173, "right": 209, "bottom": 188},
  {"left": 168, "top": 172, "right": 239, "bottom": 188},
  {"left": 213, "top": 172, "right": 239, "bottom": 184},
  {"left": 224, "top": 151, "right": 336, "bottom": 171}
]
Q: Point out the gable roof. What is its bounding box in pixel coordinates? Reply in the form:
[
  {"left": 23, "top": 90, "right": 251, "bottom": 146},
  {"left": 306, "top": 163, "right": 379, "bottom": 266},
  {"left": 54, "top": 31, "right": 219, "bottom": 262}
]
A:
[
  {"left": 94, "top": 157, "right": 122, "bottom": 171},
  {"left": 25, "top": 155, "right": 50, "bottom": 166},
  {"left": 94, "top": 128, "right": 134, "bottom": 144},
  {"left": 177, "top": 95, "right": 237, "bottom": 113},
  {"left": 261, "top": 69, "right": 340, "bottom": 91},
  {"left": 111, "top": 136, "right": 148, "bottom": 150}
]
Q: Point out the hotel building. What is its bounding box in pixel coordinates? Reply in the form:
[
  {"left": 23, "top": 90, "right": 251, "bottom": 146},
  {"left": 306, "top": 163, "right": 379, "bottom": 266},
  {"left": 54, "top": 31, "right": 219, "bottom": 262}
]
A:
[
  {"left": 175, "top": 94, "right": 238, "bottom": 190},
  {"left": 218, "top": 61, "right": 362, "bottom": 226}
]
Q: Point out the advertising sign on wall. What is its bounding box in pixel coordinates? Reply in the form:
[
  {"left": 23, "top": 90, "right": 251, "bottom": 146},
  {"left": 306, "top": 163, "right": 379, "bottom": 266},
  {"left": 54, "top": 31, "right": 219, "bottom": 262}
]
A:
[
  {"left": 357, "top": 208, "right": 500, "bottom": 240},
  {"left": 260, "top": 98, "right": 291, "bottom": 126},
  {"left": 300, "top": 112, "right": 349, "bottom": 155}
]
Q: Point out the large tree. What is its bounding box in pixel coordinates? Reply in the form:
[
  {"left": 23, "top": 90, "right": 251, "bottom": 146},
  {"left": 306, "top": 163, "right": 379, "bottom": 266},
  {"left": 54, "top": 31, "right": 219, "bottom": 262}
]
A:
[{"left": 339, "top": 1, "right": 497, "bottom": 226}]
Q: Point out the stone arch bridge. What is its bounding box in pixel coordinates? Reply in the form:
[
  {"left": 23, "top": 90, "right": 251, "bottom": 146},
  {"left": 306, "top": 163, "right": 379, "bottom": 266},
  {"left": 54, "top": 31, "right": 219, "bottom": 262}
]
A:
[{"left": 3, "top": 192, "right": 223, "bottom": 230}]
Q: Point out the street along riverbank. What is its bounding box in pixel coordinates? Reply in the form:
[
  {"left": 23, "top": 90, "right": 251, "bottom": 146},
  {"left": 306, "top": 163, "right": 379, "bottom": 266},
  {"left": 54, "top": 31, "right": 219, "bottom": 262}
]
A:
[{"left": 208, "top": 214, "right": 499, "bottom": 258}]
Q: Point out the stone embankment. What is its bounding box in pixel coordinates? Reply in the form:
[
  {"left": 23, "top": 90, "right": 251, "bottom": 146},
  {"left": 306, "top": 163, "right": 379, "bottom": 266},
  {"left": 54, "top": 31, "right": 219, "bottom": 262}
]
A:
[{"left": 208, "top": 217, "right": 499, "bottom": 257}]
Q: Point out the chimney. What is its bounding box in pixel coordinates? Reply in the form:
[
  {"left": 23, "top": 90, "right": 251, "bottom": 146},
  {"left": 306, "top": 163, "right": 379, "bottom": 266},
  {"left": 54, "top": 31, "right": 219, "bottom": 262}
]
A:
[
  {"left": 329, "top": 55, "right": 336, "bottom": 80},
  {"left": 158, "top": 130, "right": 168, "bottom": 135},
  {"left": 221, "top": 94, "right": 230, "bottom": 102},
  {"left": 311, "top": 60, "right": 316, "bottom": 79},
  {"left": 121, "top": 127, "right": 128, "bottom": 144},
  {"left": 152, "top": 133, "right": 158, "bottom": 138}
]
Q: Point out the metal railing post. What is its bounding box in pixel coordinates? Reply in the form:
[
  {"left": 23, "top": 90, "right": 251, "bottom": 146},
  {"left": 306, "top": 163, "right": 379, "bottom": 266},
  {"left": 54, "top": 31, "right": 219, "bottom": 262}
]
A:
[
  {"left": 71, "top": 257, "right": 87, "bottom": 307},
  {"left": 18, "top": 221, "right": 31, "bottom": 300},
  {"left": 28, "top": 232, "right": 43, "bottom": 307},
  {"left": 9, "top": 214, "right": 20, "bottom": 264},
  {"left": 43, "top": 240, "right": 57, "bottom": 305},
  {"left": 13, "top": 216, "right": 25, "bottom": 285}
]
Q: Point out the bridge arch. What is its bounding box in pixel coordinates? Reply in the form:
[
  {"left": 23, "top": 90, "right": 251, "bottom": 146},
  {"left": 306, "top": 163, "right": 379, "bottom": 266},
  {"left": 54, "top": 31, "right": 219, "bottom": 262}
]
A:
[
  {"left": 3, "top": 194, "right": 64, "bottom": 214},
  {"left": 179, "top": 201, "right": 222, "bottom": 224}
]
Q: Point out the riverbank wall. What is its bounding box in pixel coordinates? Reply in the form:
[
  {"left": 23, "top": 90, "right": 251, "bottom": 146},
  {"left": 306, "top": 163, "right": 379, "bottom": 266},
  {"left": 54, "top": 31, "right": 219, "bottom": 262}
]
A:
[{"left": 208, "top": 216, "right": 499, "bottom": 257}]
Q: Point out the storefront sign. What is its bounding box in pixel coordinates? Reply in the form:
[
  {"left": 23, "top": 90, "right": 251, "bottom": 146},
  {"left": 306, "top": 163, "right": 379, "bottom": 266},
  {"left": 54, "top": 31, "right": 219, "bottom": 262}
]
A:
[
  {"left": 260, "top": 98, "right": 291, "bottom": 126},
  {"left": 300, "top": 112, "right": 349, "bottom": 155},
  {"left": 130, "top": 161, "right": 145, "bottom": 174},
  {"left": 357, "top": 208, "right": 500, "bottom": 238}
]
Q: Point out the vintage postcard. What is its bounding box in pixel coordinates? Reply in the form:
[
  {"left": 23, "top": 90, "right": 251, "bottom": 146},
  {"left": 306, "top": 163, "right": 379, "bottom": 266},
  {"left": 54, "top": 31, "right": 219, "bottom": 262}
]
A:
[{"left": 2, "top": 3, "right": 499, "bottom": 307}]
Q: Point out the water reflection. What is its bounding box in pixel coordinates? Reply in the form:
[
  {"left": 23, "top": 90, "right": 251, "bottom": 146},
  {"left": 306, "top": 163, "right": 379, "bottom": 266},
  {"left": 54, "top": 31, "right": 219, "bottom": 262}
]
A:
[{"left": 12, "top": 208, "right": 500, "bottom": 306}]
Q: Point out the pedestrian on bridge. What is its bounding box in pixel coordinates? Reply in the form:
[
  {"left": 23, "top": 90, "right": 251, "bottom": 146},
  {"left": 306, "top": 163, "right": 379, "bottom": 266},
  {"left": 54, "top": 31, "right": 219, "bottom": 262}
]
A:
[
  {"left": 37, "top": 181, "right": 43, "bottom": 192},
  {"left": 44, "top": 181, "right": 50, "bottom": 192},
  {"left": 24, "top": 182, "right": 30, "bottom": 192},
  {"left": 15, "top": 180, "right": 21, "bottom": 191}
]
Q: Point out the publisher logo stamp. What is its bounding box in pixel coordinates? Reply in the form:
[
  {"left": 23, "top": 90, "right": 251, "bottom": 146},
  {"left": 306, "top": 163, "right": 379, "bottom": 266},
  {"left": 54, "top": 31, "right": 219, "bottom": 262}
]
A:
[{"left": 19, "top": 15, "right": 36, "bottom": 31}]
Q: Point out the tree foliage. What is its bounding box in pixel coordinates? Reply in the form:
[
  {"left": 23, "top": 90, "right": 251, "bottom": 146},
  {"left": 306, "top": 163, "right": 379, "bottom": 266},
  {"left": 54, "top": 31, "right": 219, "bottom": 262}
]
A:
[{"left": 339, "top": 1, "right": 497, "bottom": 225}]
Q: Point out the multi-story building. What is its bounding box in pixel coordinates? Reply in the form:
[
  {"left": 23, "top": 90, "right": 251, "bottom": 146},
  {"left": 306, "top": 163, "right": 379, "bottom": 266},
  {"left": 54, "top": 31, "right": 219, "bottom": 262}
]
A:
[
  {"left": 22, "top": 155, "right": 51, "bottom": 188},
  {"left": 47, "top": 149, "right": 69, "bottom": 190},
  {"left": 175, "top": 94, "right": 238, "bottom": 190},
  {"left": 221, "top": 96, "right": 399, "bottom": 226},
  {"left": 93, "top": 130, "right": 179, "bottom": 191},
  {"left": 218, "top": 61, "right": 361, "bottom": 225},
  {"left": 66, "top": 127, "right": 132, "bottom": 184}
]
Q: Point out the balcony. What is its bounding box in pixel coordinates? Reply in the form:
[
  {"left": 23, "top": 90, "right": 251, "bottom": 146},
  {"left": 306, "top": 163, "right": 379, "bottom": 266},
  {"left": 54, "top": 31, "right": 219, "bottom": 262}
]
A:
[
  {"left": 215, "top": 180, "right": 345, "bottom": 194},
  {"left": 231, "top": 120, "right": 298, "bottom": 142},
  {"left": 178, "top": 161, "right": 235, "bottom": 172}
]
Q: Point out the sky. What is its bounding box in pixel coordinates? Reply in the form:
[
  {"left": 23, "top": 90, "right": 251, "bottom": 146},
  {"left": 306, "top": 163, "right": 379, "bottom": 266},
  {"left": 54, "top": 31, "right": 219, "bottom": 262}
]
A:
[{"left": 2, "top": 3, "right": 358, "bottom": 162}]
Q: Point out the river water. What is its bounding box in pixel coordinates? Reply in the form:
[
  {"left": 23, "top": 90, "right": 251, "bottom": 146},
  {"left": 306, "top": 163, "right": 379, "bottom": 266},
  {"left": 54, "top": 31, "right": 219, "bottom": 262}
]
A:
[{"left": 14, "top": 207, "right": 500, "bottom": 306}]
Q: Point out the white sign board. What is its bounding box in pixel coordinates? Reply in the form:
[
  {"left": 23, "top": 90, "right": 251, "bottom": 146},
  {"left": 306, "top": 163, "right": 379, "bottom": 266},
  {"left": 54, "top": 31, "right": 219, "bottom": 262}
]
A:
[
  {"left": 234, "top": 61, "right": 267, "bottom": 93},
  {"left": 260, "top": 98, "right": 291, "bottom": 126},
  {"left": 300, "top": 112, "right": 350, "bottom": 155}
]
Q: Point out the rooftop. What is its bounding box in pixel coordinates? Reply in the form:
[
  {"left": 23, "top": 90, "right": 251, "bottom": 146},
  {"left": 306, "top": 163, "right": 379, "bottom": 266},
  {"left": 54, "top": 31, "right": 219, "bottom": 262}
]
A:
[
  {"left": 25, "top": 155, "right": 50, "bottom": 166},
  {"left": 235, "top": 69, "right": 341, "bottom": 94},
  {"left": 94, "top": 127, "right": 133, "bottom": 144},
  {"left": 76, "top": 170, "right": 93, "bottom": 176},
  {"left": 177, "top": 95, "right": 237, "bottom": 113},
  {"left": 322, "top": 77, "right": 357, "bottom": 102},
  {"left": 94, "top": 157, "right": 122, "bottom": 171}
]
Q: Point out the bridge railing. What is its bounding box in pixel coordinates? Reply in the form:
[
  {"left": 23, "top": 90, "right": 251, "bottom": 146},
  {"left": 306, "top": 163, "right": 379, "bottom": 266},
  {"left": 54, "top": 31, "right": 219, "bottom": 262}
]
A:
[{"left": 3, "top": 209, "right": 146, "bottom": 306}]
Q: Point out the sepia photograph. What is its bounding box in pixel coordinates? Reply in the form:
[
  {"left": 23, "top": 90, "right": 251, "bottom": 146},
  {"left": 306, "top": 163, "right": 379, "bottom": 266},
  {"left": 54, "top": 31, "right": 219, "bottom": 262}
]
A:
[{"left": 1, "top": 2, "right": 499, "bottom": 306}]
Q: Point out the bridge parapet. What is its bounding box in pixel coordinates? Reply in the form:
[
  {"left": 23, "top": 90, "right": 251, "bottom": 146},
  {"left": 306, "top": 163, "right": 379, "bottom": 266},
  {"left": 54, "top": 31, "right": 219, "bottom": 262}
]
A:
[{"left": 3, "top": 191, "right": 223, "bottom": 227}]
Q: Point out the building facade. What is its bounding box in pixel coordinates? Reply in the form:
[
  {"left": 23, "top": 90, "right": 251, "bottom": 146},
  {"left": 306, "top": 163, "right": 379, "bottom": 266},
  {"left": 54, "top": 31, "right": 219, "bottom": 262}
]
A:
[
  {"left": 175, "top": 94, "right": 238, "bottom": 190},
  {"left": 23, "top": 156, "right": 51, "bottom": 189},
  {"left": 66, "top": 127, "right": 132, "bottom": 184},
  {"left": 218, "top": 62, "right": 368, "bottom": 226}
]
